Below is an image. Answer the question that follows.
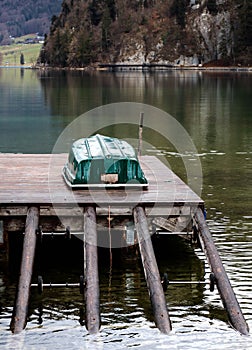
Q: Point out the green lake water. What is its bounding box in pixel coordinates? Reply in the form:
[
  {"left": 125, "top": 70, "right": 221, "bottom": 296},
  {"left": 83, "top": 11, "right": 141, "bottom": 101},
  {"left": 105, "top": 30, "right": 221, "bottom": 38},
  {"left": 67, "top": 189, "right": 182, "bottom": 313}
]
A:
[{"left": 0, "top": 68, "right": 252, "bottom": 349}]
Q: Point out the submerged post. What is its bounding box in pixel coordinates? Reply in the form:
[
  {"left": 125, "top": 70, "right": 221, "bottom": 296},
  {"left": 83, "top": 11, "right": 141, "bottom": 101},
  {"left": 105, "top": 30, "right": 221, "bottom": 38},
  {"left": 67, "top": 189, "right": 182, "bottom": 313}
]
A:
[
  {"left": 83, "top": 206, "right": 100, "bottom": 334},
  {"left": 10, "top": 206, "right": 39, "bottom": 334},
  {"left": 195, "top": 207, "right": 249, "bottom": 335},
  {"left": 133, "top": 206, "right": 172, "bottom": 334}
]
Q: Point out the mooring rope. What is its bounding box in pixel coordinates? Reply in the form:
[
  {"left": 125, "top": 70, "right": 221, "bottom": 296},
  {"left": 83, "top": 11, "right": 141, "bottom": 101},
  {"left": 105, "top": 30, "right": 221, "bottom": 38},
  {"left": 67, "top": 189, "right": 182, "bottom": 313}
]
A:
[{"left": 108, "top": 205, "right": 112, "bottom": 269}]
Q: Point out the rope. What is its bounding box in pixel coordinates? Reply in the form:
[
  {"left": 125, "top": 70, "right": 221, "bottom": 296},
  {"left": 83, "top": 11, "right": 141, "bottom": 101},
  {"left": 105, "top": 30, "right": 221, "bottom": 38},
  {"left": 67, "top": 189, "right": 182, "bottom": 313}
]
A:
[{"left": 108, "top": 205, "right": 112, "bottom": 268}]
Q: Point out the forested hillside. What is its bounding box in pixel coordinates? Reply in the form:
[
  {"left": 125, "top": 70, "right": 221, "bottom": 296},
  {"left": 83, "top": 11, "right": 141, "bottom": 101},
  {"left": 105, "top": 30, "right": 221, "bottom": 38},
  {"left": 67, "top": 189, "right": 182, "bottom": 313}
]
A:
[
  {"left": 39, "top": 0, "right": 252, "bottom": 67},
  {"left": 0, "top": 0, "right": 62, "bottom": 44}
]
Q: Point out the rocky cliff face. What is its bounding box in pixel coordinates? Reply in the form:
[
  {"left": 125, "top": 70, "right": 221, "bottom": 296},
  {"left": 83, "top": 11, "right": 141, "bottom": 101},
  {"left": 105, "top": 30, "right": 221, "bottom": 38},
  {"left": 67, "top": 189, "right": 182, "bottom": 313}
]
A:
[
  {"left": 116, "top": 7, "right": 233, "bottom": 65},
  {"left": 39, "top": 0, "right": 251, "bottom": 67}
]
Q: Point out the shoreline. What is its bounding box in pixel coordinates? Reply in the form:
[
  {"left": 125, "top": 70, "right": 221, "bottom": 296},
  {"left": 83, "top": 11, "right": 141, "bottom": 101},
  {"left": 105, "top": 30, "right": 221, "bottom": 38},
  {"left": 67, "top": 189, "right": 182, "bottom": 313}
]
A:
[
  {"left": 1, "top": 63, "right": 251, "bottom": 73},
  {"left": 96, "top": 62, "right": 252, "bottom": 72}
]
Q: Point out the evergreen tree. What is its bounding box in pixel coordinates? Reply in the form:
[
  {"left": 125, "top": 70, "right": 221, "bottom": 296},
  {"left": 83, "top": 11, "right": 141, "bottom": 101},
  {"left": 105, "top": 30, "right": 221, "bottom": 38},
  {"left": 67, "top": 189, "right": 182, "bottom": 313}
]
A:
[
  {"left": 170, "top": 0, "right": 188, "bottom": 28},
  {"left": 102, "top": 6, "right": 112, "bottom": 49},
  {"left": 107, "top": 0, "right": 116, "bottom": 20},
  {"left": 234, "top": 0, "right": 252, "bottom": 62},
  {"left": 88, "top": 0, "right": 103, "bottom": 26},
  {"left": 68, "top": 30, "right": 94, "bottom": 66},
  {"left": 207, "top": 0, "right": 218, "bottom": 15},
  {"left": 239, "top": 0, "right": 252, "bottom": 47},
  {"left": 20, "top": 53, "right": 24, "bottom": 65}
]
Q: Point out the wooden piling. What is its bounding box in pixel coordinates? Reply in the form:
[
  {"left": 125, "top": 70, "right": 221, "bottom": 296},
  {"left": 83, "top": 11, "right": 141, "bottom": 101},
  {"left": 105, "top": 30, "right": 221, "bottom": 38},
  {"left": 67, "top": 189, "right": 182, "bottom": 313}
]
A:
[
  {"left": 195, "top": 207, "right": 249, "bottom": 335},
  {"left": 133, "top": 206, "right": 172, "bottom": 334},
  {"left": 83, "top": 206, "right": 100, "bottom": 334},
  {"left": 10, "top": 206, "right": 39, "bottom": 334}
]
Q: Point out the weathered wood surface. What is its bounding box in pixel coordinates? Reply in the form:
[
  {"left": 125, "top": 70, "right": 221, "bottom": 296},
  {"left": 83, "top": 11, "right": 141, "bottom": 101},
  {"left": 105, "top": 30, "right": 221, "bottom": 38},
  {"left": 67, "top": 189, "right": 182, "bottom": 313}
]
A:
[
  {"left": 10, "top": 206, "right": 39, "bottom": 334},
  {"left": 0, "top": 205, "right": 192, "bottom": 218},
  {"left": 133, "top": 206, "right": 172, "bottom": 333},
  {"left": 3, "top": 215, "right": 134, "bottom": 232},
  {"left": 83, "top": 206, "right": 100, "bottom": 334},
  {"left": 0, "top": 154, "right": 203, "bottom": 207},
  {"left": 195, "top": 208, "right": 249, "bottom": 335}
]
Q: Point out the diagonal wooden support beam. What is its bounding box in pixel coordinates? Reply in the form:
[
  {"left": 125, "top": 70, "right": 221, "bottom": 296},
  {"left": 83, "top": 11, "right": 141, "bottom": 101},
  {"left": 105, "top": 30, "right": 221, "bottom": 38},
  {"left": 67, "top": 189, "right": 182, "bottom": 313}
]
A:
[
  {"left": 195, "top": 207, "right": 249, "bottom": 335},
  {"left": 133, "top": 205, "right": 172, "bottom": 334},
  {"left": 10, "top": 206, "right": 40, "bottom": 334}
]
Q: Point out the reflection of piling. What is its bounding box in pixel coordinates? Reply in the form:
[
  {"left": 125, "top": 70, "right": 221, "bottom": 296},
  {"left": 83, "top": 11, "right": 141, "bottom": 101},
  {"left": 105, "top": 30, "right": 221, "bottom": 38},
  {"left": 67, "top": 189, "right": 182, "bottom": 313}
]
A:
[
  {"left": 10, "top": 206, "right": 39, "bottom": 334},
  {"left": 133, "top": 206, "right": 172, "bottom": 334},
  {"left": 83, "top": 206, "right": 100, "bottom": 334},
  {"left": 195, "top": 208, "right": 249, "bottom": 335},
  {"left": 138, "top": 112, "right": 144, "bottom": 157}
]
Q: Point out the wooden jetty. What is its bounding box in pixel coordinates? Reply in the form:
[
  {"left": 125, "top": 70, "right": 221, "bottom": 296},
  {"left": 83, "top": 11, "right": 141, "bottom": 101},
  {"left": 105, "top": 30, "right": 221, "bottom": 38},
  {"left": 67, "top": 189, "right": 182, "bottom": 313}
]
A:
[{"left": 0, "top": 153, "right": 249, "bottom": 335}]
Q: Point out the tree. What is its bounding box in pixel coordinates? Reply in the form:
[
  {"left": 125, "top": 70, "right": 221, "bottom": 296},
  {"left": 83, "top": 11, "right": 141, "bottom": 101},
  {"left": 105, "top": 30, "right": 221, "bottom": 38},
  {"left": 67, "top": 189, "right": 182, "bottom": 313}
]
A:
[
  {"left": 0, "top": 0, "right": 62, "bottom": 45},
  {"left": 88, "top": 0, "right": 103, "bottom": 26},
  {"left": 67, "top": 29, "right": 95, "bottom": 67},
  {"left": 107, "top": 0, "right": 117, "bottom": 21},
  {"left": 20, "top": 53, "right": 25, "bottom": 65},
  {"left": 207, "top": 0, "right": 218, "bottom": 15},
  {"left": 102, "top": 7, "right": 112, "bottom": 49},
  {"left": 233, "top": 0, "right": 252, "bottom": 63},
  {"left": 238, "top": 0, "right": 252, "bottom": 48},
  {"left": 170, "top": 0, "right": 188, "bottom": 28},
  {"left": 218, "top": 27, "right": 228, "bottom": 61}
]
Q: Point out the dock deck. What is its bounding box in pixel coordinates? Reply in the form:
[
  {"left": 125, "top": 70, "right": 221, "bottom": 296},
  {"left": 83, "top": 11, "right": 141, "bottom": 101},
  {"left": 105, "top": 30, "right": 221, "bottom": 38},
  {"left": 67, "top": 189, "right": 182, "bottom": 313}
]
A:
[{"left": 0, "top": 154, "right": 203, "bottom": 208}]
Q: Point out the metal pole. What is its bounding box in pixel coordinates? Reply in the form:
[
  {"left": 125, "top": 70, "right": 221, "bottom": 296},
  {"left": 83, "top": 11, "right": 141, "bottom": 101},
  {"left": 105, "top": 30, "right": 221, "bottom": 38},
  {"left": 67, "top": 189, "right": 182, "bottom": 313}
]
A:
[
  {"left": 83, "top": 206, "right": 100, "bottom": 334},
  {"left": 10, "top": 206, "right": 39, "bottom": 334},
  {"left": 195, "top": 207, "right": 249, "bottom": 335},
  {"left": 133, "top": 206, "right": 172, "bottom": 334}
]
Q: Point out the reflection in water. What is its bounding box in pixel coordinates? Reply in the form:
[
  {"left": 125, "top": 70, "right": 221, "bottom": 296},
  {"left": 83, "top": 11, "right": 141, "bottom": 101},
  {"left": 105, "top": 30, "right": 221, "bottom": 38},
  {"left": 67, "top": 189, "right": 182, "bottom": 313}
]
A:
[
  {"left": 1, "top": 69, "right": 251, "bottom": 156},
  {"left": 0, "top": 68, "right": 252, "bottom": 349}
]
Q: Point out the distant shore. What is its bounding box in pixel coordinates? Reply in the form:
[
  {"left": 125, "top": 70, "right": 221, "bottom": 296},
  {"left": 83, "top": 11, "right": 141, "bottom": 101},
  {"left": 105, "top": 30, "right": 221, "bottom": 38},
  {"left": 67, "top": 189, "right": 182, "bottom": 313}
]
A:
[
  {"left": 1, "top": 63, "right": 251, "bottom": 73},
  {"left": 95, "top": 63, "right": 252, "bottom": 72},
  {"left": 0, "top": 64, "right": 33, "bottom": 69}
]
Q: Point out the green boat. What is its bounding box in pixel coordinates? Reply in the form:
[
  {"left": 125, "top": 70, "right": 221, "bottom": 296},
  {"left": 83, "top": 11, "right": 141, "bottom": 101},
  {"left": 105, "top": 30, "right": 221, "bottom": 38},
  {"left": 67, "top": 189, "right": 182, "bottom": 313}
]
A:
[{"left": 62, "top": 134, "right": 148, "bottom": 188}]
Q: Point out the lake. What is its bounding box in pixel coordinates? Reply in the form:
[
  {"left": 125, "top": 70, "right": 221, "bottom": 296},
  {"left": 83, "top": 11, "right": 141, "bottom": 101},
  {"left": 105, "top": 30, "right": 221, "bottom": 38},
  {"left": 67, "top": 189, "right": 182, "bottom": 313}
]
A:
[{"left": 0, "top": 68, "right": 252, "bottom": 349}]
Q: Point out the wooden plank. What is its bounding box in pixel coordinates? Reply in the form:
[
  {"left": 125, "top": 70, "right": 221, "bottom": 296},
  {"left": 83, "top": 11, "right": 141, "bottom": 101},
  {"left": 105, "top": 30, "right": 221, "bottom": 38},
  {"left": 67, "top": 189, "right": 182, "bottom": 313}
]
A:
[
  {"left": 0, "top": 205, "right": 191, "bottom": 217},
  {"left": 4, "top": 216, "right": 132, "bottom": 232},
  {"left": 0, "top": 154, "right": 203, "bottom": 207}
]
